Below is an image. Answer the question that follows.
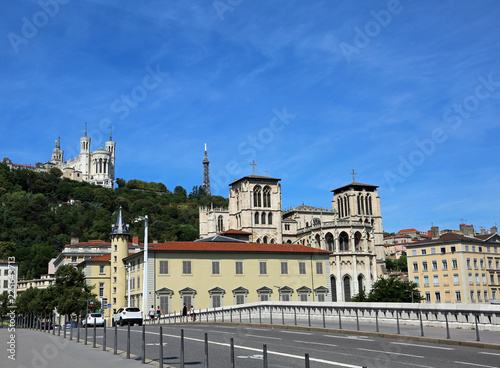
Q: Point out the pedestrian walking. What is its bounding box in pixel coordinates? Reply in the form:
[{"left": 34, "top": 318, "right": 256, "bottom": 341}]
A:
[
  {"left": 149, "top": 305, "right": 155, "bottom": 323},
  {"left": 182, "top": 303, "right": 187, "bottom": 322},
  {"left": 156, "top": 306, "right": 162, "bottom": 323}
]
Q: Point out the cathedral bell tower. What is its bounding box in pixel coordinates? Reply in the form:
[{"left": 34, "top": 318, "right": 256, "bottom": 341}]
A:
[
  {"left": 105, "top": 127, "right": 116, "bottom": 188},
  {"left": 110, "top": 206, "right": 130, "bottom": 308},
  {"left": 80, "top": 123, "right": 91, "bottom": 181}
]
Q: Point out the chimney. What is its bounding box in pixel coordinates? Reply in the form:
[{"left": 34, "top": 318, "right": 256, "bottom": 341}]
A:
[
  {"left": 70, "top": 237, "right": 79, "bottom": 245},
  {"left": 491, "top": 226, "right": 498, "bottom": 234},
  {"left": 460, "top": 224, "right": 475, "bottom": 237},
  {"left": 132, "top": 236, "right": 139, "bottom": 245},
  {"left": 431, "top": 226, "right": 439, "bottom": 239}
]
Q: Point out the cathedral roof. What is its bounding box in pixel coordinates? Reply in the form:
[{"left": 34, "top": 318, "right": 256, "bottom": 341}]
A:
[
  {"left": 332, "top": 181, "right": 378, "bottom": 194},
  {"left": 229, "top": 175, "right": 280, "bottom": 186},
  {"left": 218, "top": 229, "right": 253, "bottom": 235},
  {"left": 195, "top": 234, "right": 247, "bottom": 243}
]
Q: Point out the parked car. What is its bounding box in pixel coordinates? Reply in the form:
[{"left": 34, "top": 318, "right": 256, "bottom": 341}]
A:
[
  {"left": 112, "top": 307, "right": 143, "bottom": 326},
  {"left": 40, "top": 322, "right": 54, "bottom": 330},
  {"left": 65, "top": 321, "right": 78, "bottom": 328},
  {"left": 82, "top": 313, "right": 105, "bottom": 327}
]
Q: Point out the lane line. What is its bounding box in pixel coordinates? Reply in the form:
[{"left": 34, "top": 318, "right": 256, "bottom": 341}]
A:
[
  {"left": 130, "top": 329, "right": 365, "bottom": 368},
  {"left": 479, "top": 352, "right": 500, "bottom": 357},
  {"left": 324, "top": 335, "right": 374, "bottom": 342},
  {"left": 455, "top": 362, "right": 500, "bottom": 368},
  {"left": 390, "top": 342, "right": 455, "bottom": 351},
  {"left": 357, "top": 348, "right": 424, "bottom": 359},
  {"left": 294, "top": 340, "right": 337, "bottom": 347},
  {"left": 245, "top": 334, "right": 282, "bottom": 340},
  {"left": 281, "top": 331, "right": 312, "bottom": 335}
]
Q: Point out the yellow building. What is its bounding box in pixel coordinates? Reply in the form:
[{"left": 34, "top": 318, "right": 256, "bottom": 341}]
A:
[
  {"left": 79, "top": 207, "right": 331, "bottom": 315},
  {"left": 407, "top": 230, "right": 500, "bottom": 304}
]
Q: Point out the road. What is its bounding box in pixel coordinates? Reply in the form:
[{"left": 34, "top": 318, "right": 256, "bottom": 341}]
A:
[{"left": 77, "top": 323, "right": 500, "bottom": 368}]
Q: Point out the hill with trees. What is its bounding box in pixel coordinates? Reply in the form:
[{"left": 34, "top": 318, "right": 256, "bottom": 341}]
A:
[{"left": 0, "top": 163, "right": 228, "bottom": 279}]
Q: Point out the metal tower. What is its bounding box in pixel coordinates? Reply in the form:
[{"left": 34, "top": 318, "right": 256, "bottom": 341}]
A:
[{"left": 202, "top": 143, "right": 211, "bottom": 195}]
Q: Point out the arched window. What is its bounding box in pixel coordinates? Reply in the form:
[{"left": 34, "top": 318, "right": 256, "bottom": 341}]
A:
[
  {"left": 268, "top": 213, "right": 272, "bottom": 225},
  {"left": 263, "top": 186, "right": 271, "bottom": 207},
  {"left": 254, "top": 212, "right": 259, "bottom": 225},
  {"left": 217, "top": 215, "right": 224, "bottom": 233},
  {"left": 338, "top": 198, "right": 343, "bottom": 217},
  {"left": 344, "top": 197, "right": 348, "bottom": 216},
  {"left": 330, "top": 275, "right": 337, "bottom": 302},
  {"left": 263, "top": 236, "right": 268, "bottom": 244},
  {"left": 354, "top": 232, "right": 361, "bottom": 251},
  {"left": 368, "top": 195, "right": 373, "bottom": 215},
  {"left": 358, "top": 275, "right": 364, "bottom": 294},
  {"left": 339, "top": 232, "right": 349, "bottom": 251},
  {"left": 261, "top": 212, "right": 266, "bottom": 224},
  {"left": 256, "top": 238, "right": 261, "bottom": 243},
  {"left": 326, "top": 233, "right": 334, "bottom": 252},
  {"left": 253, "top": 186, "right": 262, "bottom": 207},
  {"left": 357, "top": 195, "right": 361, "bottom": 215},
  {"left": 286, "top": 240, "right": 292, "bottom": 244},
  {"left": 343, "top": 275, "right": 351, "bottom": 302},
  {"left": 270, "top": 238, "right": 275, "bottom": 244},
  {"left": 315, "top": 234, "right": 321, "bottom": 248}
]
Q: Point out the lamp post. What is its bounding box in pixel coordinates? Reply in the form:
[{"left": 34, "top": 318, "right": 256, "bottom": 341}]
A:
[
  {"left": 135, "top": 215, "right": 148, "bottom": 314},
  {"left": 125, "top": 263, "right": 131, "bottom": 307}
]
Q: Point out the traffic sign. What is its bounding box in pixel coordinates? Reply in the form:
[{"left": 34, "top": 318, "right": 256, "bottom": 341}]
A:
[{"left": 107, "top": 303, "right": 111, "bottom": 309}]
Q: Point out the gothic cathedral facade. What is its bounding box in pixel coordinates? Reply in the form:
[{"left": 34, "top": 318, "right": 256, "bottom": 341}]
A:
[{"left": 199, "top": 171, "right": 387, "bottom": 302}]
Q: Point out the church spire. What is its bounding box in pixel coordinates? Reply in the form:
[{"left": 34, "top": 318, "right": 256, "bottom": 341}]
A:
[
  {"left": 202, "top": 143, "right": 211, "bottom": 195},
  {"left": 85, "top": 122, "right": 87, "bottom": 137},
  {"left": 111, "top": 206, "right": 130, "bottom": 235},
  {"left": 110, "top": 126, "right": 112, "bottom": 141}
]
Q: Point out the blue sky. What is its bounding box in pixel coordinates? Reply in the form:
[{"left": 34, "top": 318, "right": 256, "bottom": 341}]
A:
[{"left": 1, "top": 1, "right": 499, "bottom": 233}]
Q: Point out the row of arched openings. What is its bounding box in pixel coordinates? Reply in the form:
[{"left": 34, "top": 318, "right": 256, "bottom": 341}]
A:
[
  {"left": 256, "top": 236, "right": 275, "bottom": 244},
  {"left": 255, "top": 212, "right": 272, "bottom": 225},
  {"left": 254, "top": 185, "right": 271, "bottom": 208},
  {"left": 330, "top": 274, "right": 364, "bottom": 302}
]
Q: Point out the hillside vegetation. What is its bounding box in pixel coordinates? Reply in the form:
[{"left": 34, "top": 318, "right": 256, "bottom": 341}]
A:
[{"left": 0, "top": 164, "right": 228, "bottom": 279}]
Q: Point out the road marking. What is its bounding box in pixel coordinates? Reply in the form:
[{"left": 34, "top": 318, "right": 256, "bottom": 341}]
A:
[
  {"left": 294, "top": 340, "right": 337, "bottom": 347},
  {"left": 324, "top": 335, "right": 374, "bottom": 342},
  {"left": 357, "top": 348, "right": 424, "bottom": 359},
  {"left": 479, "top": 352, "right": 500, "bottom": 356},
  {"left": 390, "top": 342, "right": 454, "bottom": 350},
  {"left": 245, "top": 334, "right": 282, "bottom": 340},
  {"left": 133, "top": 329, "right": 365, "bottom": 367},
  {"left": 146, "top": 343, "right": 168, "bottom": 346},
  {"left": 281, "top": 331, "right": 312, "bottom": 336},
  {"left": 237, "top": 355, "right": 263, "bottom": 360},
  {"left": 455, "top": 362, "right": 500, "bottom": 368}
]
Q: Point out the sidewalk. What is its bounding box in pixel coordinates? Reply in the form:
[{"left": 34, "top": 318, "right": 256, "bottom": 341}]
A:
[{"left": 0, "top": 328, "right": 153, "bottom": 368}]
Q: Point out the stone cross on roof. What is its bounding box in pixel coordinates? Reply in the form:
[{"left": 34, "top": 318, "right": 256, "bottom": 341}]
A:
[
  {"left": 351, "top": 169, "right": 357, "bottom": 182},
  {"left": 250, "top": 160, "right": 257, "bottom": 175}
]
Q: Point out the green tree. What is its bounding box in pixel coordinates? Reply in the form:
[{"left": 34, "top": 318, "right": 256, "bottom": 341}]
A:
[
  {"left": 352, "top": 276, "right": 423, "bottom": 303},
  {"left": 52, "top": 265, "right": 97, "bottom": 317}
]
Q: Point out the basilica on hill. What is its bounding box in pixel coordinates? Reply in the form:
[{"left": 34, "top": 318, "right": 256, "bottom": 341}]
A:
[
  {"left": 2, "top": 125, "right": 116, "bottom": 189},
  {"left": 200, "top": 155, "right": 387, "bottom": 302}
]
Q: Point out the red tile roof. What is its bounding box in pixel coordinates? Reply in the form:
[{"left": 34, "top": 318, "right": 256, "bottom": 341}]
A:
[
  {"left": 65, "top": 240, "right": 110, "bottom": 247},
  {"left": 85, "top": 254, "right": 111, "bottom": 262},
  {"left": 397, "top": 228, "right": 418, "bottom": 234},
  {"left": 148, "top": 241, "right": 330, "bottom": 254}
]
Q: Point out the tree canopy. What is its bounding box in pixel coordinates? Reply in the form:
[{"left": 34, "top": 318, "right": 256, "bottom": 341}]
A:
[
  {"left": 351, "top": 276, "right": 423, "bottom": 303},
  {"left": 0, "top": 163, "right": 228, "bottom": 278}
]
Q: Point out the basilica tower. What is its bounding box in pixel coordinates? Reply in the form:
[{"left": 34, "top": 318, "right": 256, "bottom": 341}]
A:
[{"left": 80, "top": 124, "right": 91, "bottom": 181}]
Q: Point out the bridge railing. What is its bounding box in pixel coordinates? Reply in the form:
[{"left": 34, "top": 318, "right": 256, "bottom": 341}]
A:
[{"left": 155, "top": 301, "right": 500, "bottom": 342}]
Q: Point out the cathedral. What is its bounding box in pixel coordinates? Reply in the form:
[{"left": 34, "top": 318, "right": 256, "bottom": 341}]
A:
[
  {"left": 2, "top": 125, "right": 116, "bottom": 189},
  {"left": 199, "top": 153, "right": 387, "bottom": 302}
]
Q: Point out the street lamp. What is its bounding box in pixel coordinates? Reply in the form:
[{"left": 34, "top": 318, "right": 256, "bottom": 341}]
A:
[
  {"left": 124, "top": 263, "right": 131, "bottom": 307},
  {"left": 135, "top": 215, "right": 148, "bottom": 314}
]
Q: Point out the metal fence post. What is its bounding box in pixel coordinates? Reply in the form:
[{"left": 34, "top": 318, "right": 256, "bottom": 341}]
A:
[
  {"left": 263, "top": 344, "right": 268, "bottom": 368},
  {"left": 305, "top": 353, "right": 310, "bottom": 368},
  {"left": 375, "top": 310, "right": 379, "bottom": 332},
  {"left": 230, "top": 308, "right": 233, "bottom": 323},
  {"left": 249, "top": 307, "right": 252, "bottom": 324},
  {"left": 64, "top": 316, "right": 67, "bottom": 338},
  {"left": 270, "top": 306, "right": 273, "bottom": 325},
  {"left": 113, "top": 322, "right": 117, "bottom": 355},
  {"left": 53, "top": 313, "right": 56, "bottom": 335},
  {"left": 159, "top": 326, "right": 164, "bottom": 368},
  {"left": 93, "top": 318, "right": 97, "bottom": 348},
  {"left": 180, "top": 329, "right": 185, "bottom": 368},
  {"left": 419, "top": 311, "right": 424, "bottom": 337},
  {"left": 282, "top": 307, "right": 285, "bottom": 325},
  {"left": 308, "top": 307, "right": 311, "bottom": 327},
  {"left": 103, "top": 322, "right": 106, "bottom": 351},
  {"left": 396, "top": 311, "right": 400, "bottom": 335},
  {"left": 444, "top": 312, "right": 450, "bottom": 339},
  {"left": 239, "top": 308, "right": 242, "bottom": 323},
  {"left": 322, "top": 308, "right": 326, "bottom": 328},
  {"left": 356, "top": 308, "right": 360, "bottom": 331},
  {"left": 230, "top": 337, "right": 235, "bottom": 368},
  {"left": 70, "top": 317, "right": 73, "bottom": 340},
  {"left": 204, "top": 332, "right": 209, "bottom": 368},
  {"left": 58, "top": 315, "right": 61, "bottom": 336},
  {"left": 294, "top": 307, "right": 297, "bottom": 326},
  {"left": 475, "top": 314, "right": 480, "bottom": 342},
  {"left": 259, "top": 306, "right": 262, "bottom": 324},
  {"left": 142, "top": 323, "right": 146, "bottom": 364},
  {"left": 338, "top": 309, "right": 342, "bottom": 330},
  {"left": 127, "top": 323, "right": 131, "bottom": 359},
  {"left": 77, "top": 315, "right": 80, "bottom": 342},
  {"left": 84, "top": 318, "right": 88, "bottom": 345}
]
